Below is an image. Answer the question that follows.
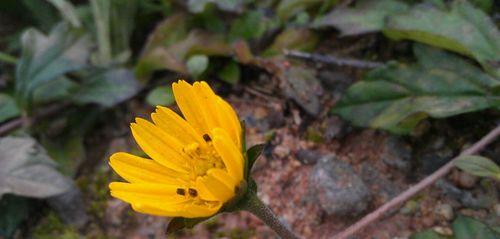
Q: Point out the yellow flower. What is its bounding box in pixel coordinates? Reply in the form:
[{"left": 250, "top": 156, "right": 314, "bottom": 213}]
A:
[{"left": 109, "top": 80, "right": 243, "bottom": 218}]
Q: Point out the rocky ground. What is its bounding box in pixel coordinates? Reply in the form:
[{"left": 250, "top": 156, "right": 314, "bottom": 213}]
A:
[{"left": 86, "top": 75, "right": 499, "bottom": 239}]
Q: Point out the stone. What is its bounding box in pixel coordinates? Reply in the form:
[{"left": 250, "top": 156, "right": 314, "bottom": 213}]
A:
[
  {"left": 283, "top": 66, "right": 322, "bottom": 116},
  {"left": 433, "top": 226, "right": 453, "bottom": 236},
  {"left": 323, "top": 116, "right": 348, "bottom": 140},
  {"left": 494, "top": 204, "right": 500, "bottom": 217},
  {"left": 450, "top": 170, "right": 478, "bottom": 189},
  {"left": 317, "top": 70, "right": 353, "bottom": 97},
  {"left": 296, "top": 149, "right": 322, "bottom": 165},
  {"left": 360, "top": 163, "right": 403, "bottom": 201},
  {"left": 310, "top": 155, "right": 371, "bottom": 217},
  {"left": 419, "top": 137, "right": 454, "bottom": 174},
  {"left": 381, "top": 136, "right": 412, "bottom": 172},
  {"left": 435, "top": 203, "right": 454, "bottom": 221}
]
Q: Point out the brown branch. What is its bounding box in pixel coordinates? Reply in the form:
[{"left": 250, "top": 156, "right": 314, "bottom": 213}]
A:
[
  {"left": 283, "top": 49, "right": 384, "bottom": 69},
  {"left": 0, "top": 103, "right": 70, "bottom": 136},
  {"left": 334, "top": 124, "right": 500, "bottom": 239}
]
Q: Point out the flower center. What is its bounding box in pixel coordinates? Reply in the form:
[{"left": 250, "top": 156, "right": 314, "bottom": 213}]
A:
[{"left": 182, "top": 136, "right": 225, "bottom": 181}]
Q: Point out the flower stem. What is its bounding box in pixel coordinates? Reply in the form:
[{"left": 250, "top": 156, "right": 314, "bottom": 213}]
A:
[{"left": 242, "top": 193, "right": 301, "bottom": 239}]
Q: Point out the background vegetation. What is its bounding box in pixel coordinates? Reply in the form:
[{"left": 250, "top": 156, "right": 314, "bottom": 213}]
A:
[{"left": 0, "top": 0, "right": 499, "bottom": 238}]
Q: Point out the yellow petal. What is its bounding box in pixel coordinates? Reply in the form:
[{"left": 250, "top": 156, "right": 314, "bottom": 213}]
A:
[
  {"left": 109, "top": 152, "right": 188, "bottom": 184},
  {"left": 131, "top": 118, "right": 189, "bottom": 172},
  {"left": 212, "top": 128, "right": 243, "bottom": 181},
  {"left": 151, "top": 106, "right": 206, "bottom": 146},
  {"left": 110, "top": 182, "right": 188, "bottom": 206},
  {"left": 172, "top": 80, "right": 241, "bottom": 147},
  {"left": 182, "top": 202, "right": 221, "bottom": 218},
  {"left": 196, "top": 169, "right": 236, "bottom": 202},
  {"left": 110, "top": 182, "right": 180, "bottom": 195},
  {"left": 131, "top": 203, "right": 182, "bottom": 217},
  {"left": 132, "top": 201, "right": 221, "bottom": 218},
  {"left": 172, "top": 80, "right": 211, "bottom": 135},
  {"left": 192, "top": 81, "right": 220, "bottom": 129},
  {"left": 215, "top": 97, "right": 241, "bottom": 147},
  {"left": 195, "top": 177, "right": 220, "bottom": 201}
]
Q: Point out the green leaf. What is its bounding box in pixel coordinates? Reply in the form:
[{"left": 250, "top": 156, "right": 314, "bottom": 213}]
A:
[
  {"left": 109, "top": 0, "right": 137, "bottom": 60},
  {"left": 469, "top": 0, "right": 493, "bottom": 12},
  {"left": 46, "top": 0, "right": 82, "bottom": 28},
  {"left": 135, "top": 13, "right": 189, "bottom": 83},
  {"left": 21, "top": 0, "right": 59, "bottom": 31},
  {"left": 186, "top": 55, "right": 209, "bottom": 79},
  {"left": 218, "top": 61, "right": 240, "bottom": 85},
  {"left": 88, "top": 0, "right": 137, "bottom": 65},
  {"left": 384, "top": 1, "right": 500, "bottom": 77},
  {"left": 0, "top": 195, "right": 32, "bottom": 238},
  {"left": 313, "top": 0, "right": 409, "bottom": 36},
  {"left": 187, "top": 0, "right": 243, "bottom": 13},
  {"left": 71, "top": 68, "right": 141, "bottom": 107},
  {"left": 454, "top": 156, "right": 500, "bottom": 180},
  {"left": 410, "top": 230, "right": 449, "bottom": 239},
  {"left": 333, "top": 44, "right": 500, "bottom": 134},
  {"left": 0, "top": 136, "right": 73, "bottom": 199},
  {"left": 246, "top": 144, "right": 265, "bottom": 175},
  {"left": 276, "top": 0, "right": 333, "bottom": 21},
  {"left": 229, "top": 11, "right": 267, "bottom": 41},
  {"left": 32, "top": 77, "right": 78, "bottom": 104},
  {"left": 263, "top": 28, "right": 318, "bottom": 56},
  {"left": 136, "top": 28, "right": 232, "bottom": 81},
  {"left": 452, "top": 215, "right": 499, "bottom": 239},
  {"left": 90, "top": 0, "right": 112, "bottom": 65},
  {"left": 146, "top": 85, "right": 175, "bottom": 107},
  {"left": 0, "top": 94, "right": 20, "bottom": 124},
  {"left": 15, "top": 23, "right": 91, "bottom": 107},
  {"left": 166, "top": 217, "right": 209, "bottom": 234},
  {"left": 42, "top": 134, "right": 85, "bottom": 177}
]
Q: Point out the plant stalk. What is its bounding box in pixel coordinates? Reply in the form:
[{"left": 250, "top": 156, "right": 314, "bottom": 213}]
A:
[
  {"left": 242, "top": 193, "right": 301, "bottom": 239},
  {"left": 0, "top": 52, "right": 17, "bottom": 64}
]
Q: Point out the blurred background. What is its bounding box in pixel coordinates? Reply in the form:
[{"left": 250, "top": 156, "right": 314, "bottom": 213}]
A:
[{"left": 0, "top": 0, "right": 499, "bottom": 238}]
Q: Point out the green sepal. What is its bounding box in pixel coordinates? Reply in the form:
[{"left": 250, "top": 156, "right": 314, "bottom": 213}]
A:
[
  {"left": 221, "top": 180, "right": 248, "bottom": 212},
  {"left": 166, "top": 217, "right": 210, "bottom": 234},
  {"left": 246, "top": 144, "right": 265, "bottom": 175},
  {"left": 222, "top": 177, "right": 258, "bottom": 213}
]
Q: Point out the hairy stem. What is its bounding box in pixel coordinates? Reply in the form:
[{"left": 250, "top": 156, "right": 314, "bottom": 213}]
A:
[{"left": 243, "top": 193, "right": 301, "bottom": 239}]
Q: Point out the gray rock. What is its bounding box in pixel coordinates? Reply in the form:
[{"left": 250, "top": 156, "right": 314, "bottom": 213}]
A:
[
  {"left": 494, "top": 204, "right": 500, "bottom": 217},
  {"left": 296, "top": 149, "right": 322, "bottom": 165},
  {"left": 419, "top": 136, "right": 455, "bottom": 174},
  {"left": 381, "top": 136, "right": 412, "bottom": 172},
  {"left": 360, "top": 163, "right": 403, "bottom": 202},
  {"left": 310, "top": 155, "right": 371, "bottom": 217},
  {"left": 283, "top": 66, "right": 322, "bottom": 116},
  {"left": 317, "top": 70, "right": 353, "bottom": 98},
  {"left": 435, "top": 203, "right": 454, "bottom": 221},
  {"left": 437, "top": 180, "right": 496, "bottom": 209},
  {"left": 324, "top": 116, "right": 348, "bottom": 140}
]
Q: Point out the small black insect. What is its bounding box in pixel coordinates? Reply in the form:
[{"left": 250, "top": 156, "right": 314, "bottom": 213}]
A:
[
  {"left": 203, "top": 134, "right": 212, "bottom": 142},
  {"left": 188, "top": 188, "right": 198, "bottom": 197},
  {"left": 176, "top": 188, "right": 186, "bottom": 196}
]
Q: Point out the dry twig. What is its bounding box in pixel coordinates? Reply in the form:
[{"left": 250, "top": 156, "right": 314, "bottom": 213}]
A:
[
  {"left": 0, "top": 103, "right": 70, "bottom": 136},
  {"left": 283, "top": 49, "right": 384, "bottom": 69}
]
